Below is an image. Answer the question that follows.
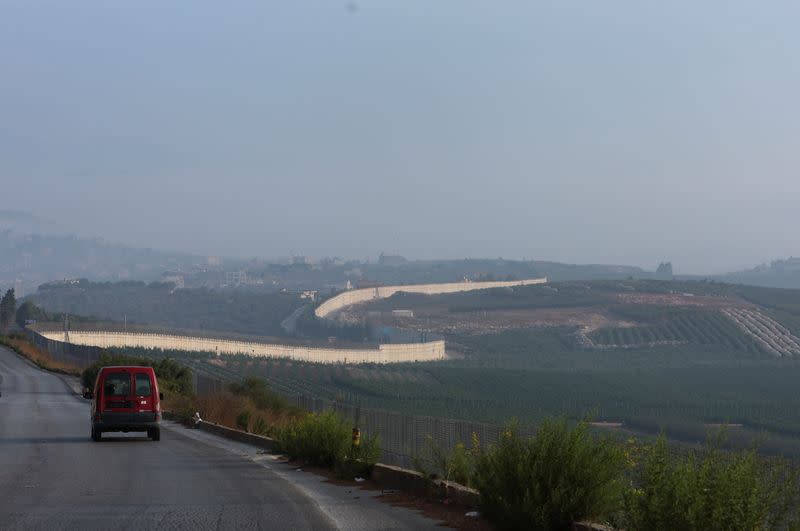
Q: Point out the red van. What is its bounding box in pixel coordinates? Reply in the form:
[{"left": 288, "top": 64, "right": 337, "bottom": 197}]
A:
[{"left": 85, "top": 366, "right": 163, "bottom": 441}]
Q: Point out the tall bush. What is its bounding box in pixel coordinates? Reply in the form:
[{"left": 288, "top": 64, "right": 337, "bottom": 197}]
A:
[
  {"left": 624, "top": 435, "right": 800, "bottom": 530},
  {"left": 279, "top": 410, "right": 352, "bottom": 468},
  {"left": 474, "top": 419, "right": 625, "bottom": 530},
  {"left": 278, "top": 410, "right": 380, "bottom": 476},
  {"left": 228, "top": 377, "right": 294, "bottom": 414},
  {"left": 413, "top": 434, "right": 479, "bottom": 489},
  {"left": 236, "top": 411, "right": 251, "bottom": 432}
]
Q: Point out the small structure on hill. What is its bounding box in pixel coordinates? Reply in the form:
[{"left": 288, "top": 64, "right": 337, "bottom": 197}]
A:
[{"left": 656, "top": 262, "right": 674, "bottom": 280}]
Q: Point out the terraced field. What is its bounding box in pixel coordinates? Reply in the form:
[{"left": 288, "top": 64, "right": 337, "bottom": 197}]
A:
[
  {"left": 587, "top": 311, "right": 766, "bottom": 354},
  {"left": 722, "top": 308, "right": 800, "bottom": 357}
]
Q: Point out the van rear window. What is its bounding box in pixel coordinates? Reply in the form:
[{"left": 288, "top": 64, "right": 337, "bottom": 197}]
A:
[
  {"left": 104, "top": 372, "right": 130, "bottom": 396},
  {"left": 135, "top": 373, "right": 152, "bottom": 396}
]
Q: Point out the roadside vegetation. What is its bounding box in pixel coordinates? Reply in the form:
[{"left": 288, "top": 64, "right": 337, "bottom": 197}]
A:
[
  {"left": 0, "top": 333, "right": 82, "bottom": 376},
  {"left": 1, "top": 288, "right": 16, "bottom": 332},
  {"left": 216, "top": 349, "right": 800, "bottom": 457},
  {"left": 623, "top": 435, "right": 800, "bottom": 531},
  {"left": 277, "top": 410, "right": 381, "bottom": 478},
  {"left": 172, "top": 376, "right": 379, "bottom": 478},
  {"left": 413, "top": 419, "right": 800, "bottom": 530},
  {"left": 184, "top": 377, "right": 304, "bottom": 437}
]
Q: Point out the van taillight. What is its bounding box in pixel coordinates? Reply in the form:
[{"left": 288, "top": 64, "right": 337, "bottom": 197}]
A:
[{"left": 94, "top": 413, "right": 102, "bottom": 422}]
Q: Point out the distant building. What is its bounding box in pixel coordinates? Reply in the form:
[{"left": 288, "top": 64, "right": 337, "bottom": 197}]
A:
[
  {"left": 771, "top": 257, "right": 800, "bottom": 272},
  {"left": 300, "top": 290, "right": 318, "bottom": 301},
  {"left": 13, "top": 278, "right": 24, "bottom": 298},
  {"left": 225, "top": 270, "right": 248, "bottom": 286},
  {"left": 319, "top": 257, "right": 345, "bottom": 266},
  {"left": 161, "top": 273, "right": 185, "bottom": 290}
]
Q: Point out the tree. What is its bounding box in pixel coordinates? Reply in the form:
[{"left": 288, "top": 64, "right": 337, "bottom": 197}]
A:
[
  {"left": 0, "top": 288, "right": 16, "bottom": 332},
  {"left": 15, "top": 300, "right": 50, "bottom": 329}
]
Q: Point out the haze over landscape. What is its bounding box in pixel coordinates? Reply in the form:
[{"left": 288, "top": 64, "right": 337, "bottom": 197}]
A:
[
  {"left": 6, "top": 3, "right": 800, "bottom": 529},
  {"left": 2, "top": 1, "right": 798, "bottom": 273}
]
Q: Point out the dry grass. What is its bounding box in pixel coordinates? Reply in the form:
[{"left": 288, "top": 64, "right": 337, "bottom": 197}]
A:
[
  {"left": 0, "top": 335, "right": 82, "bottom": 376},
  {"left": 183, "top": 391, "right": 300, "bottom": 435}
]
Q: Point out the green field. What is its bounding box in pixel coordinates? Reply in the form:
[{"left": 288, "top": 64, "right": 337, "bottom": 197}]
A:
[
  {"left": 87, "top": 279, "right": 800, "bottom": 456},
  {"left": 589, "top": 311, "right": 766, "bottom": 355}
]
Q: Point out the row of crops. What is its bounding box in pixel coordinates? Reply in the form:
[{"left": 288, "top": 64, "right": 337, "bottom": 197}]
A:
[
  {"left": 723, "top": 308, "right": 800, "bottom": 357},
  {"left": 202, "top": 353, "right": 800, "bottom": 455},
  {"left": 589, "top": 310, "right": 766, "bottom": 354}
]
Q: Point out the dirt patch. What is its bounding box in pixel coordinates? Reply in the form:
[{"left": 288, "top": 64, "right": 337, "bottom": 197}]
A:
[
  {"left": 614, "top": 292, "right": 745, "bottom": 308},
  {"left": 293, "top": 462, "right": 493, "bottom": 530},
  {"left": 355, "top": 306, "right": 633, "bottom": 336},
  {"left": 589, "top": 422, "right": 624, "bottom": 429},
  {"left": 376, "top": 490, "right": 492, "bottom": 530},
  {"left": 343, "top": 289, "right": 753, "bottom": 338}
]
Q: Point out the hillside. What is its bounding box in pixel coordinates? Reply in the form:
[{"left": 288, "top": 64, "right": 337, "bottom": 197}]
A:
[
  {"left": 186, "top": 279, "right": 800, "bottom": 456},
  {"left": 338, "top": 279, "right": 800, "bottom": 355},
  {"left": 28, "top": 280, "right": 304, "bottom": 337},
  {"left": 713, "top": 257, "right": 800, "bottom": 289},
  {"left": 0, "top": 226, "right": 202, "bottom": 292}
]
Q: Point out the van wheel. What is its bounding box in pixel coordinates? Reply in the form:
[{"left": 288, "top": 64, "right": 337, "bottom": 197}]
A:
[
  {"left": 91, "top": 427, "right": 102, "bottom": 442},
  {"left": 149, "top": 428, "right": 161, "bottom": 441}
]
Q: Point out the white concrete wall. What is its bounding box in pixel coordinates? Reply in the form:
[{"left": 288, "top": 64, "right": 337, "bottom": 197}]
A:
[
  {"left": 315, "top": 277, "right": 548, "bottom": 318},
  {"left": 35, "top": 278, "right": 544, "bottom": 365},
  {"left": 37, "top": 330, "right": 445, "bottom": 364}
]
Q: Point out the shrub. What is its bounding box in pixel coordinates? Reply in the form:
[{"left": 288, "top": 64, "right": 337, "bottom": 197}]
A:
[
  {"left": 236, "top": 411, "right": 251, "bottom": 432},
  {"left": 191, "top": 387, "right": 300, "bottom": 435},
  {"left": 252, "top": 416, "right": 269, "bottom": 436},
  {"left": 228, "top": 377, "right": 293, "bottom": 413},
  {"left": 278, "top": 410, "right": 381, "bottom": 476},
  {"left": 413, "top": 434, "right": 479, "bottom": 489},
  {"left": 337, "top": 431, "right": 381, "bottom": 479},
  {"left": 278, "top": 410, "right": 351, "bottom": 468},
  {"left": 474, "top": 419, "right": 625, "bottom": 531},
  {"left": 163, "top": 393, "right": 196, "bottom": 422},
  {"left": 624, "top": 435, "right": 800, "bottom": 530}
]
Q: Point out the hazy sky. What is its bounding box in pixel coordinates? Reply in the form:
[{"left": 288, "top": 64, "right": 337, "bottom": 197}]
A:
[{"left": 1, "top": 1, "right": 798, "bottom": 274}]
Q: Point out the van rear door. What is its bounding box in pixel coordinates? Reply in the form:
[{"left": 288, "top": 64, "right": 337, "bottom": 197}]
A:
[
  {"left": 102, "top": 370, "right": 134, "bottom": 424},
  {"left": 132, "top": 371, "right": 157, "bottom": 422}
]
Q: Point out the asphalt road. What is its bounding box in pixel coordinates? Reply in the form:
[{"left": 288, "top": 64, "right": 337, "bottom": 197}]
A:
[{"left": 0, "top": 346, "right": 440, "bottom": 530}]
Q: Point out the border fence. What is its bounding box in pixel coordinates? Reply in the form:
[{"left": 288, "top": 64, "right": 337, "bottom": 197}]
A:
[
  {"left": 26, "top": 328, "right": 104, "bottom": 369},
  {"left": 192, "top": 368, "right": 505, "bottom": 468}
]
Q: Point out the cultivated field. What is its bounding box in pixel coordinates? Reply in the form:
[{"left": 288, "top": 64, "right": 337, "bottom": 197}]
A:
[
  {"left": 98, "top": 279, "right": 800, "bottom": 457},
  {"left": 722, "top": 308, "right": 800, "bottom": 357}
]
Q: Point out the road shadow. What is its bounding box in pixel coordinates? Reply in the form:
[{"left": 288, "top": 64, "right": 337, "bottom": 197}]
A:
[
  {"left": 12, "top": 391, "right": 73, "bottom": 396},
  {"left": 1, "top": 435, "right": 153, "bottom": 444},
  {"left": 0, "top": 436, "right": 89, "bottom": 444},
  {"left": 97, "top": 436, "right": 153, "bottom": 443}
]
